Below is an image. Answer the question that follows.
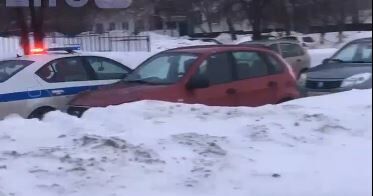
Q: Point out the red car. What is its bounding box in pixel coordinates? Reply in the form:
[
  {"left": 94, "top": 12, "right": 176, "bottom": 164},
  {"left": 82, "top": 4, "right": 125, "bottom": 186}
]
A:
[{"left": 68, "top": 45, "right": 300, "bottom": 116}]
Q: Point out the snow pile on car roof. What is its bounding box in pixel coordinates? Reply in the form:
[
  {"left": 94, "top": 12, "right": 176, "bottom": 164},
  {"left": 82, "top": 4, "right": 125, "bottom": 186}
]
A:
[{"left": 0, "top": 90, "right": 372, "bottom": 196}]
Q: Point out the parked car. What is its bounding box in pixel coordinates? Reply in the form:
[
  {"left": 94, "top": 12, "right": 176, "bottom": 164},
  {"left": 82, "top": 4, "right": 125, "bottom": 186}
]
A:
[
  {"left": 240, "top": 40, "right": 311, "bottom": 78},
  {"left": 279, "top": 36, "right": 318, "bottom": 49},
  {"left": 301, "top": 38, "right": 372, "bottom": 96},
  {"left": 0, "top": 47, "right": 132, "bottom": 119},
  {"left": 68, "top": 45, "right": 300, "bottom": 117}
]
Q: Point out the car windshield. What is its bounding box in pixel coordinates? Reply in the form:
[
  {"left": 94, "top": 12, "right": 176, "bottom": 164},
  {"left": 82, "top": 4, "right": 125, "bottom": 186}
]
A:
[
  {"left": 332, "top": 41, "right": 372, "bottom": 63},
  {"left": 124, "top": 53, "right": 199, "bottom": 85},
  {"left": 0, "top": 60, "right": 34, "bottom": 83}
]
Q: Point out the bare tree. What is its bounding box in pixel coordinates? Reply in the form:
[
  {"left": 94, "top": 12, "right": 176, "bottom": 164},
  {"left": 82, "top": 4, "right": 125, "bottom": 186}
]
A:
[
  {"left": 16, "top": 8, "right": 31, "bottom": 55},
  {"left": 30, "top": 0, "right": 46, "bottom": 48},
  {"left": 239, "top": 0, "right": 272, "bottom": 40},
  {"left": 196, "top": 0, "right": 215, "bottom": 32}
]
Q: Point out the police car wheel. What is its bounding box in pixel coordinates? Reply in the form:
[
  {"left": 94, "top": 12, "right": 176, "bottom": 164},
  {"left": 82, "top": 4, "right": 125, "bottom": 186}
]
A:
[{"left": 28, "top": 107, "right": 56, "bottom": 120}]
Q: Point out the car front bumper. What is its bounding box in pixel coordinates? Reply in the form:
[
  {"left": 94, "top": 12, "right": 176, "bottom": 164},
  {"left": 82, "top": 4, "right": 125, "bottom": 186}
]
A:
[{"left": 305, "top": 87, "right": 355, "bottom": 96}]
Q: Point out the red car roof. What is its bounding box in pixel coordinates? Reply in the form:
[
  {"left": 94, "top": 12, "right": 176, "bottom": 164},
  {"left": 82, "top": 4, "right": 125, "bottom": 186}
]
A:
[{"left": 167, "top": 45, "right": 274, "bottom": 54}]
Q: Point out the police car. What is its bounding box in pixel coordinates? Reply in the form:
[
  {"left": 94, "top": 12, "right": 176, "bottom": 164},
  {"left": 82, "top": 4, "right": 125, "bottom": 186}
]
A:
[{"left": 0, "top": 47, "right": 132, "bottom": 119}]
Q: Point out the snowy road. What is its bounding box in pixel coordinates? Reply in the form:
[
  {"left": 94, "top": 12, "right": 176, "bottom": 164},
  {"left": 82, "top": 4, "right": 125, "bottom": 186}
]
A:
[{"left": 0, "top": 90, "right": 371, "bottom": 196}]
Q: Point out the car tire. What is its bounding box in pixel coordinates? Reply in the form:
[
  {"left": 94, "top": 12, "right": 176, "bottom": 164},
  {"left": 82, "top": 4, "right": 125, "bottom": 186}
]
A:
[{"left": 28, "top": 107, "right": 56, "bottom": 120}]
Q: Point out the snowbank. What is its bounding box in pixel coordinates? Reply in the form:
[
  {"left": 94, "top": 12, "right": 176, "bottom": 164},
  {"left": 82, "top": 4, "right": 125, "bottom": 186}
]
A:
[{"left": 0, "top": 90, "right": 372, "bottom": 196}]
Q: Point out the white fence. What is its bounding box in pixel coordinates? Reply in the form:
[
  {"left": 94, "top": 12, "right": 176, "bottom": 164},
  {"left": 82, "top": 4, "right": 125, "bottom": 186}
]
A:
[
  {"left": 0, "top": 33, "right": 151, "bottom": 59},
  {"left": 0, "top": 37, "right": 22, "bottom": 59}
]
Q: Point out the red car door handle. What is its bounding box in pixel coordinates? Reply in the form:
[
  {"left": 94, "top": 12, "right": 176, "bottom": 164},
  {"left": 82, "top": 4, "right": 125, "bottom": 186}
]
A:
[
  {"left": 226, "top": 88, "right": 237, "bottom": 95},
  {"left": 268, "top": 81, "right": 278, "bottom": 88}
]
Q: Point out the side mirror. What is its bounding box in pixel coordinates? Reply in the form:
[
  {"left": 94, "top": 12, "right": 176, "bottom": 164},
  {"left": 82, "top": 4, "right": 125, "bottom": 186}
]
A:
[
  {"left": 187, "top": 75, "right": 210, "bottom": 90},
  {"left": 120, "top": 73, "right": 129, "bottom": 79},
  {"left": 322, "top": 58, "right": 330, "bottom": 64}
]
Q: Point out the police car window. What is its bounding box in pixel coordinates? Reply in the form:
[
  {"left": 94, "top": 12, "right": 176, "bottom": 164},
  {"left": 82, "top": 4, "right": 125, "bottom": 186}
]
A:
[
  {"left": 36, "top": 57, "right": 90, "bottom": 83},
  {"left": 0, "top": 60, "right": 34, "bottom": 83},
  {"left": 86, "top": 57, "right": 130, "bottom": 80}
]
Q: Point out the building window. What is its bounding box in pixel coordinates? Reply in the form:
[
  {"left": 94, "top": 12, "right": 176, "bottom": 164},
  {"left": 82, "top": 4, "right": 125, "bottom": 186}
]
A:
[
  {"left": 96, "top": 23, "right": 104, "bottom": 34},
  {"left": 109, "top": 23, "right": 116, "bottom": 31},
  {"left": 166, "top": 22, "right": 177, "bottom": 29},
  {"left": 122, "top": 22, "right": 129, "bottom": 30},
  {"left": 135, "top": 20, "right": 145, "bottom": 33}
]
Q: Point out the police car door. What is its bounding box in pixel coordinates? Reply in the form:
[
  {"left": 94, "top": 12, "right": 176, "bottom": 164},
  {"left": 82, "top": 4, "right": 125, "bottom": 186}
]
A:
[{"left": 35, "top": 56, "right": 100, "bottom": 111}]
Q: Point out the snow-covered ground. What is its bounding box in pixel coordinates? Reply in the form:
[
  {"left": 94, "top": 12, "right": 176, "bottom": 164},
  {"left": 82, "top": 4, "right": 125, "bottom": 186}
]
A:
[
  {"left": 307, "top": 31, "right": 372, "bottom": 49},
  {"left": 308, "top": 48, "right": 338, "bottom": 67},
  {"left": 0, "top": 90, "right": 372, "bottom": 196}
]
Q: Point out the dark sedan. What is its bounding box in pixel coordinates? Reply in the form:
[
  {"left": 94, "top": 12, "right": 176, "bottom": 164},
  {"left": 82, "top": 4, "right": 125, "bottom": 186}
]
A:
[{"left": 300, "top": 38, "right": 372, "bottom": 96}]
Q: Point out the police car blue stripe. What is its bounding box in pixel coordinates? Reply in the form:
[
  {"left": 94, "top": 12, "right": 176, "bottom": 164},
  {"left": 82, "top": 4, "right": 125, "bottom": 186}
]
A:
[{"left": 0, "top": 86, "right": 99, "bottom": 103}]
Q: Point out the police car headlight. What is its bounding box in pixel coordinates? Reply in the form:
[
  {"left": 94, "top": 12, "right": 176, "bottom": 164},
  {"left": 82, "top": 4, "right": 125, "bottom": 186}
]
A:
[{"left": 341, "top": 73, "right": 372, "bottom": 88}]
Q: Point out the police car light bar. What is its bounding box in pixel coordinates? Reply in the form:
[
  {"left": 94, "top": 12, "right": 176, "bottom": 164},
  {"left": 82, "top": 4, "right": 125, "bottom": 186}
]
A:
[
  {"left": 47, "top": 46, "right": 81, "bottom": 53},
  {"left": 30, "top": 48, "right": 46, "bottom": 54},
  {"left": 29, "top": 46, "right": 81, "bottom": 55}
]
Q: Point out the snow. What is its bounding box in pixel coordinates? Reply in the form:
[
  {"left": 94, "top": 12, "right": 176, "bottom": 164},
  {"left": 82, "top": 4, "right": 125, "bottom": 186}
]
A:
[
  {"left": 0, "top": 89, "right": 372, "bottom": 196},
  {"left": 308, "top": 48, "right": 338, "bottom": 67},
  {"left": 1, "top": 31, "right": 371, "bottom": 69},
  {"left": 307, "top": 31, "right": 372, "bottom": 49},
  {"left": 0, "top": 33, "right": 210, "bottom": 69},
  {"left": 83, "top": 51, "right": 154, "bottom": 69},
  {"left": 82, "top": 31, "right": 370, "bottom": 68}
]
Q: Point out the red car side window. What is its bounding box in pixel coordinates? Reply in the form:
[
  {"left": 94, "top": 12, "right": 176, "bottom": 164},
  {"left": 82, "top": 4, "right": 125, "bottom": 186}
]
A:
[
  {"left": 197, "top": 52, "right": 234, "bottom": 86},
  {"left": 232, "top": 51, "right": 270, "bottom": 80}
]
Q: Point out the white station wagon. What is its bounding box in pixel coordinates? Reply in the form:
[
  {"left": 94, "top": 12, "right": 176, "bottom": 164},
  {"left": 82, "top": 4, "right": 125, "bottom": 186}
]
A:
[{"left": 0, "top": 48, "right": 131, "bottom": 119}]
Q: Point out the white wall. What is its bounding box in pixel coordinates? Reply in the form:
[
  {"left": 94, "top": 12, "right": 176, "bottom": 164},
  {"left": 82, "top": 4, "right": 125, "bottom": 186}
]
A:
[{"left": 0, "top": 37, "right": 22, "bottom": 59}]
